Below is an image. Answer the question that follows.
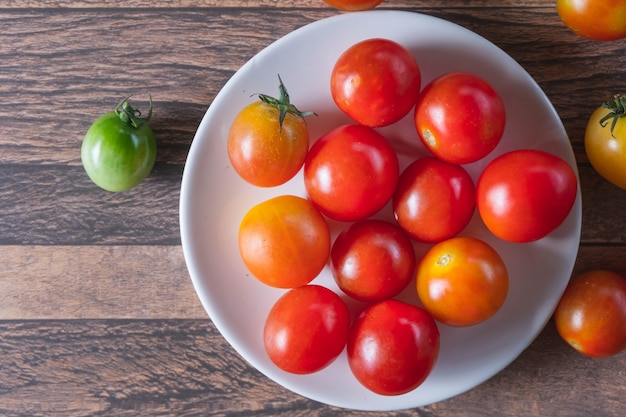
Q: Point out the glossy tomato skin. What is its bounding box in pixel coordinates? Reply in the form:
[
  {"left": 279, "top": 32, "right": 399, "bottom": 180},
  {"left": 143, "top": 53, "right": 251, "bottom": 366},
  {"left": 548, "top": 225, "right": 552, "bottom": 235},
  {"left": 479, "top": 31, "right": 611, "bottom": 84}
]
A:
[
  {"left": 227, "top": 100, "right": 309, "bottom": 187},
  {"left": 304, "top": 124, "right": 399, "bottom": 222},
  {"left": 555, "top": 270, "right": 626, "bottom": 357},
  {"left": 476, "top": 149, "right": 578, "bottom": 243},
  {"left": 238, "top": 195, "right": 330, "bottom": 288},
  {"left": 81, "top": 103, "right": 156, "bottom": 192},
  {"left": 414, "top": 71, "right": 505, "bottom": 165},
  {"left": 585, "top": 105, "right": 626, "bottom": 189},
  {"left": 330, "top": 219, "right": 416, "bottom": 302},
  {"left": 323, "top": 0, "right": 383, "bottom": 11},
  {"left": 264, "top": 285, "right": 350, "bottom": 374},
  {"left": 347, "top": 299, "right": 439, "bottom": 396},
  {"left": 557, "top": 0, "right": 626, "bottom": 41},
  {"left": 393, "top": 157, "right": 476, "bottom": 243},
  {"left": 331, "top": 38, "right": 421, "bottom": 127},
  {"left": 416, "top": 236, "right": 508, "bottom": 327}
]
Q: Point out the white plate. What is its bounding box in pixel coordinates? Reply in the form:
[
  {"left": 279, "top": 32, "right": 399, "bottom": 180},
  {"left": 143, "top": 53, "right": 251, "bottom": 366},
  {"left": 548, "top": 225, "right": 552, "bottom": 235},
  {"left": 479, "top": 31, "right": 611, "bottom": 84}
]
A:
[{"left": 180, "top": 10, "right": 582, "bottom": 411}]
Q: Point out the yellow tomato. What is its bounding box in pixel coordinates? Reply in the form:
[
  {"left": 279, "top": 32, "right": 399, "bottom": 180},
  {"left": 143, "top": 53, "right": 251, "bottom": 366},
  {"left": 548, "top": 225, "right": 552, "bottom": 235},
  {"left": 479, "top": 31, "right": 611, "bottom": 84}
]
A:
[{"left": 584, "top": 95, "right": 626, "bottom": 190}]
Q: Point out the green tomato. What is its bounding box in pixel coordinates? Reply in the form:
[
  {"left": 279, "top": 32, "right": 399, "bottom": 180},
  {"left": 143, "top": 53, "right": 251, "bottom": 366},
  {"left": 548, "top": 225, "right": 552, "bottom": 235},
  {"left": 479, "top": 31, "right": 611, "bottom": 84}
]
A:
[{"left": 81, "top": 96, "right": 157, "bottom": 192}]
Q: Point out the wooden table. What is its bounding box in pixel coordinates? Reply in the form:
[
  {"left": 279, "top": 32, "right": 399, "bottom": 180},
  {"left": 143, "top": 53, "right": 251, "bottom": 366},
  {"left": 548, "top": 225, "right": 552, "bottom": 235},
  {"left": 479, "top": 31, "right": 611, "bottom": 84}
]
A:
[{"left": 1, "top": 1, "right": 624, "bottom": 416}]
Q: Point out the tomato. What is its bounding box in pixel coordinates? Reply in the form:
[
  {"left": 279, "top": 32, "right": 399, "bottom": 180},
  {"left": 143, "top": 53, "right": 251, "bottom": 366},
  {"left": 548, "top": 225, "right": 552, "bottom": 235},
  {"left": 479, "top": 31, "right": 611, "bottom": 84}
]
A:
[
  {"left": 264, "top": 285, "right": 350, "bottom": 374},
  {"left": 555, "top": 270, "right": 626, "bottom": 357},
  {"left": 393, "top": 157, "right": 476, "bottom": 243},
  {"left": 416, "top": 236, "right": 508, "bottom": 327},
  {"left": 557, "top": 0, "right": 626, "bottom": 41},
  {"left": 330, "top": 38, "right": 421, "bottom": 127},
  {"left": 476, "top": 149, "right": 578, "bottom": 243},
  {"left": 238, "top": 195, "right": 330, "bottom": 288},
  {"left": 414, "top": 71, "right": 505, "bottom": 165},
  {"left": 585, "top": 94, "right": 626, "bottom": 189},
  {"left": 322, "top": 0, "right": 383, "bottom": 11},
  {"left": 227, "top": 76, "right": 315, "bottom": 187},
  {"left": 81, "top": 96, "right": 156, "bottom": 192},
  {"left": 330, "top": 219, "right": 416, "bottom": 302},
  {"left": 347, "top": 299, "right": 439, "bottom": 395},
  {"left": 304, "top": 124, "right": 399, "bottom": 222}
]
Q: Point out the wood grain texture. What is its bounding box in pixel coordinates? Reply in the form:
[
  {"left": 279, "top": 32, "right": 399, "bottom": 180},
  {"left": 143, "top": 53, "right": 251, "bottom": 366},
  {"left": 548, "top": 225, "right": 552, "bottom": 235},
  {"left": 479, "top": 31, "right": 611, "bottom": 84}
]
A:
[
  {"left": 0, "top": 319, "right": 622, "bottom": 417},
  {"left": 1, "top": 1, "right": 625, "bottom": 416}
]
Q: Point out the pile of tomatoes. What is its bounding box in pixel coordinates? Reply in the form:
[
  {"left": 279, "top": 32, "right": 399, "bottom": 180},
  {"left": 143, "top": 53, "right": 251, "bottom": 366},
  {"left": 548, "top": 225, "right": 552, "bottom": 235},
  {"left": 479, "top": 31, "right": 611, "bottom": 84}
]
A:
[{"left": 228, "top": 37, "right": 580, "bottom": 396}]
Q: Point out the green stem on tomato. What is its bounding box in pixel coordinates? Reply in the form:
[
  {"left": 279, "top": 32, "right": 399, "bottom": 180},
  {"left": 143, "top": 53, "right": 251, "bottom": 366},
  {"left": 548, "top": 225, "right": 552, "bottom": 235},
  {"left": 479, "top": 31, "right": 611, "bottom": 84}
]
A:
[
  {"left": 599, "top": 94, "right": 626, "bottom": 137},
  {"left": 257, "top": 75, "right": 316, "bottom": 132},
  {"left": 115, "top": 95, "right": 153, "bottom": 129}
]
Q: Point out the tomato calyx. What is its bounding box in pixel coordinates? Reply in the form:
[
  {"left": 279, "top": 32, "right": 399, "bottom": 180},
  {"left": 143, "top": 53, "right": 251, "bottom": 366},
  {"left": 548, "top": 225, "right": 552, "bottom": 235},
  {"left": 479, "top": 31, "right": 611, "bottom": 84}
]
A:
[
  {"left": 115, "top": 95, "right": 153, "bottom": 129},
  {"left": 599, "top": 94, "right": 626, "bottom": 137},
  {"left": 257, "top": 75, "right": 316, "bottom": 132}
]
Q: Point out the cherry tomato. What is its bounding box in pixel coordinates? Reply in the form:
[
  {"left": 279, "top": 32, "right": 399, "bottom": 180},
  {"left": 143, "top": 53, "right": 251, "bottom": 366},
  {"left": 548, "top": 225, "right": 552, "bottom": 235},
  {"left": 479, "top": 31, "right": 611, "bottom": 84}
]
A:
[
  {"left": 330, "top": 219, "right": 416, "bottom": 302},
  {"left": 416, "top": 236, "right": 508, "bottom": 327},
  {"left": 304, "top": 124, "right": 399, "bottom": 222},
  {"left": 264, "top": 285, "right": 350, "bottom": 374},
  {"left": 238, "top": 195, "right": 330, "bottom": 288},
  {"left": 347, "top": 299, "right": 440, "bottom": 396},
  {"left": 227, "top": 76, "right": 315, "bottom": 187},
  {"left": 331, "top": 38, "right": 421, "bottom": 127},
  {"left": 555, "top": 270, "right": 626, "bottom": 357},
  {"left": 585, "top": 94, "right": 626, "bottom": 189},
  {"left": 557, "top": 0, "right": 626, "bottom": 41},
  {"left": 476, "top": 149, "right": 578, "bottom": 243},
  {"left": 81, "top": 96, "right": 156, "bottom": 192},
  {"left": 414, "top": 71, "right": 505, "bottom": 165},
  {"left": 393, "top": 157, "right": 476, "bottom": 243},
  {"left": 322, "top": 0, "right": 383, "bottom": 11}
]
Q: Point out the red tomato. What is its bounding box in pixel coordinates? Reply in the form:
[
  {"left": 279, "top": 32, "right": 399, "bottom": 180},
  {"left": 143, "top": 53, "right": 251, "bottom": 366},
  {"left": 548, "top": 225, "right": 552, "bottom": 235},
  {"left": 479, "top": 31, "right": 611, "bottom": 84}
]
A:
[
  {"left": 416, "top": 236, "right": 508, "bottom": 327},
  {"left": 322, "top": 0, "right": 383, "bottom": 11},
  {"left": 555, "top": 270, "right": 626, "bottom": 357},
  {"left": 557, "top": 0, "right": 626, "bottom": 41},
  {"left": 331, "top": 38, "right": 421, "bottom": 127},
  {"left": 330, "top": 219, "right": 416, "bottom": 302},
  {"left": 227, "top": 77, "right": 315, "bottom": 187},
  {"left": 264, "top": 285, "right": 350, "bottom": 374},
  {"left": 238, "top": 195, "right": 330, "bottom": 288},
  {"left": 476, "top": 149, "right": 578, "bottom": 243},
  {"left": 304, "top": 124, "right": 399, "bottom": 222},
  {"left": 393, "top": 157, "right": 476, "bottom": 243},
  {"left": 347, "top": 299, "right": 440, "bottom": 396},
  {"left": 414, "top": 71, "right": 506, "bottom": 164}
]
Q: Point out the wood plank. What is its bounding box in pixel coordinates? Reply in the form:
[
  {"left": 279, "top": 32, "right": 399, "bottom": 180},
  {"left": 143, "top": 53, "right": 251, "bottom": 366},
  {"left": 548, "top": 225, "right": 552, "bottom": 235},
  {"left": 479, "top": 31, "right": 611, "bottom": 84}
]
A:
[
  {"left": 1, "top": 244, "right": 624, "bottom": 320},
  {"left": 0, "top": 319, "right": 622, "bottom": 416}
]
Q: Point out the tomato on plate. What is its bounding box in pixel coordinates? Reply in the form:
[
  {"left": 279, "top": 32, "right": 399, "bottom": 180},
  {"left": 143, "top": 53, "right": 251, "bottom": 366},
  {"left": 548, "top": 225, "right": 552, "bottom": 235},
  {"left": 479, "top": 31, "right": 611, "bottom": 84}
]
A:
[
  {"left": 585, "top": 94, "right": 626, "bottom": 189},
  {"left": 393, "top": 157, "right": 476, "bottom": 243},
  {"left": 227, "top": 76, "right": 315, "bottom": 187},
  {"left": 347, "top": 299, "right": 439, "bottom": 396},
  {"left": 330, "top": 219, "right": 416, "bottom": 302},
  {"left": 414, "top": 71, "right": 505, "bottom": 165},
  {"left": 238, "top": 195, "right": 330, "bottom": 288},
  {"left": 264, "top": 285, "right": 350, "bottom": 374},
  {"left": 557, "top": 0, "right": 626, "bottom": 41},
  {"left": 322, "top": 0, "right": 383, "bottom": 11},
  {"left": 81, "top": 96, "right": 156, "bottom": 192},
  {"left": 476, "top": 149, "right": 578, "bottom": 243},
  {"left": 331, "top": 38, "right": 421, "bottom": 127},
  {"left": 555, "top": 270, "right": 626, "bottom": 357},
  {"left": 416, "top": 236, "right": 508, "bottom": 327},
  {"left": 304, "top": 124, "right": 399, "bottom": 222}
]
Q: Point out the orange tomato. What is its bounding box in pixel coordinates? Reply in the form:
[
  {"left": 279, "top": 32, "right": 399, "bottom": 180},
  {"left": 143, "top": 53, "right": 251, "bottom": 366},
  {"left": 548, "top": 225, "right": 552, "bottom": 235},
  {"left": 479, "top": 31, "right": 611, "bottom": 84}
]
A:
[
  {"left": 555, "top": 270, "right": 626, "bottom": 357},
  {"left": 557, "top": 0, "right": 626, "bottom": 41},
  {"left": 323, "top": 0, "right": 383, "bottom": 12},
  {"left": 416, "top": 237, "right": 509, "bottom": 327},
  {"left": 238, "top": 195, "right": 330, "bottom": 288}
]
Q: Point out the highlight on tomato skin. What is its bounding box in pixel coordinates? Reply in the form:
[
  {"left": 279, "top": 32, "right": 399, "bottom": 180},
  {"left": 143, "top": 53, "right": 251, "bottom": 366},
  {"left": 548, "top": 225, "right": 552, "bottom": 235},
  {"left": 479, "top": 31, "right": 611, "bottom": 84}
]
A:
[{"left": 554, "top": 270, "right": 626, "bottom": 358}]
